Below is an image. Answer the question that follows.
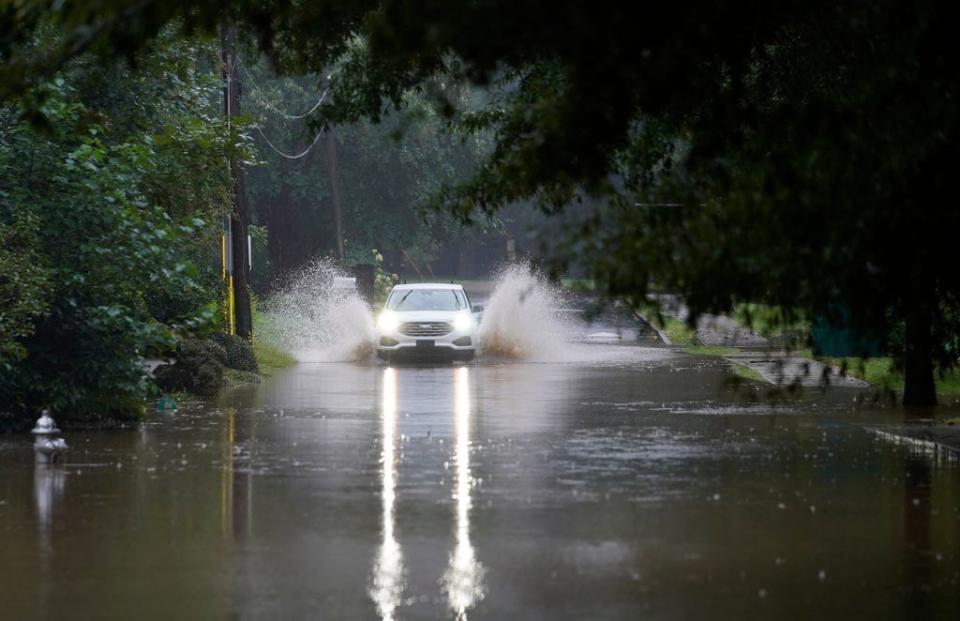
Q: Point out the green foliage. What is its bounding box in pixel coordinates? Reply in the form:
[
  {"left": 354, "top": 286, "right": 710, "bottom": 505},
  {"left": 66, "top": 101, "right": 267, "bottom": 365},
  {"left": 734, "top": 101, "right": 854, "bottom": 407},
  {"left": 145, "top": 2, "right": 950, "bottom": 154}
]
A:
[
  {"left": 154, "top": 338, "right": 226, "bottom": 397},
  {"left": 252, "top": 338, "right": 296, "bottom": 374},
  {"left": 0, "top": 31, "right": 235, "bottom": 421},
  {"left": 242, "top": 56, "right": 493, "bottom": 280},
  {"left": 223, "top": 368, "right": 262, "bottom": 387},
  {"left": 2, "top": 1, "right": 959, "bottom": 404},
  {"left": 659, "top": 318, "right": 698, "bottom": 348},
  {"left": 686, "top": 344, "right": 738, "bottom": 357},
  {"left": 370, "top": 249, "right": 398, "bottom": 306},
  {"left": 213, "top": 334, "right": 259, "bottom": 372},
  {"left": 248, "top": 224, "right": 271, "bottom": 292},
  {"left": 730, "top": 363, "right": 766, "bottom": 384},
  {"left": 0, "top": 210, "right": 51, "bottom": 362},
  {"left": 656, "top": 317, "right": 735, "bottom": 356},
  {"left": 731, "top": 304, "right": 810, "bottom": 349},
  {"left": 823, "top": 356, "right": 960, "bottom": 399}
]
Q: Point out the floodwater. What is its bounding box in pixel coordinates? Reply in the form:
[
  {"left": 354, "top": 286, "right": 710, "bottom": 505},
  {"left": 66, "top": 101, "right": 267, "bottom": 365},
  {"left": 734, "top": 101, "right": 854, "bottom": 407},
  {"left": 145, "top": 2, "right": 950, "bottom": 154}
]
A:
[
  {"left": 2, "top": 264, "right": 960, "bottom": 619},
  {"left": 3, "top": 342, "right": 960, "bottom": 619}
]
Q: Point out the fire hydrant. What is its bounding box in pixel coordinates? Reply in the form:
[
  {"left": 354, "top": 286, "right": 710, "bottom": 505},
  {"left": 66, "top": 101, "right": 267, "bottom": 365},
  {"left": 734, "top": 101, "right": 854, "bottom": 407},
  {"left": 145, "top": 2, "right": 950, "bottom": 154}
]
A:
[{"left": 32, "top": 410, "right": 68, "bottom": 464}]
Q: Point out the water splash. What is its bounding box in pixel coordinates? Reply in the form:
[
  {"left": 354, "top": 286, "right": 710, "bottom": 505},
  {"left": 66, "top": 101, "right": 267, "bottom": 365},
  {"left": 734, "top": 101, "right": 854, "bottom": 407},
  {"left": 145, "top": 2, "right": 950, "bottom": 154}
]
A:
[
  {"left": 256, "top": 258, "right": 375, "bottom": 363},
  {"left": 478, "top": 264, "right": 575, "bottom": 361}
]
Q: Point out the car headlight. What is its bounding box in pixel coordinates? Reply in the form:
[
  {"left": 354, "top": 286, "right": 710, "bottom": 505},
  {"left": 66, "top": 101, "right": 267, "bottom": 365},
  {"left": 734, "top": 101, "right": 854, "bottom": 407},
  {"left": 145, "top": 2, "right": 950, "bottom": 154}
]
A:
[
  {"left": 378, "top": 311, "right": 399, "bottom": 332},
  {"left": 453, "top": 312, "right": 473, "bottom": 332}
]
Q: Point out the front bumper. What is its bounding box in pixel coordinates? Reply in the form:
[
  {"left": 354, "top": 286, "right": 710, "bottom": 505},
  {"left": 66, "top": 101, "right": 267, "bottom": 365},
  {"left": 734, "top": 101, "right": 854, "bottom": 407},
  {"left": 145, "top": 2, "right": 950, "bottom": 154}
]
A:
[
  {"left": 376, "top": 323, "right": 476, "bottom": 361},
  {"left": 377, "top": 346, "right": 475, "bottom": 362}
]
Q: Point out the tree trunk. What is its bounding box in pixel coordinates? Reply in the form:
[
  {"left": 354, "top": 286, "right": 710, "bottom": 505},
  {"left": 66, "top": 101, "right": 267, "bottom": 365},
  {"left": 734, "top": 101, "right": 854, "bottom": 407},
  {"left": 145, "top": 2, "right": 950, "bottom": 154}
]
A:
[
  {"left": 326, "top": 130, "right": 345, "bottom": 260},
  {"left": 903, "top": 297, "right": 936, "bottom": 407},
  {"left": 903, "top": 455, "right": 932, "bottom": 616}
]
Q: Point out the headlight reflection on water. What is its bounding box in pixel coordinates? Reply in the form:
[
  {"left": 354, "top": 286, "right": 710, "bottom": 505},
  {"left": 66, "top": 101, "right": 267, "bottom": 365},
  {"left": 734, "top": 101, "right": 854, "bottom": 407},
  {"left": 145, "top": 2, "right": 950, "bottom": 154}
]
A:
[
  {"left": 370, "top": 367, "right": 485, "bottom": 621},
  {"left": 370, "top": 368, "right": 404, "bottom": 621},
  {"left": 443, "top": 367, "right": 486, "bottom": 618}
]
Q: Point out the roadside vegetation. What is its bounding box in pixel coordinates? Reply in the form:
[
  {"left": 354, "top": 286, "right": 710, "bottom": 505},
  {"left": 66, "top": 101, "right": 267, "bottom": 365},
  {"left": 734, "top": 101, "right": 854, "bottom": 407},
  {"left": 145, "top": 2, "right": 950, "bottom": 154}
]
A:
[
  {"left": 659, "top": 306, "right": 960, "bottom": 401},
  {"left": 656, "top": 317, "right": 731, "bottom": 355},
  {"left": 0, "top": 30, "right": 300, "bottom": 424},
  {"left": 252, "top": 338, "right": 297, "bottom": 374},
  {"left": 731, "top": 304, "right": 810, "bottom": 349},
  {"left": 1, "top": 32, "right": 239, "bottom": 424},
  {"left": 822, "top": 356, "right": 960, "bottom": 401},
  {"left": 729, "top": 303, "right": 960, "bottom": 401},
  {"left": 0, "top": 22, "right": 484, "bottom": 426},
  {"left": 653, "top": 316, "right": 756, "bottom": 383},
  {"left": 3, "top": 1, "right": 960, "bottom": 415}
]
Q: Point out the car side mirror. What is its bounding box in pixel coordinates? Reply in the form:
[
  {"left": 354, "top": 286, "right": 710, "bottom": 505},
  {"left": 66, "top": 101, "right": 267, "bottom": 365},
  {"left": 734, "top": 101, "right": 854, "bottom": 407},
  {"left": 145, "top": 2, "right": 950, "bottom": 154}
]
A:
[{"left": 472, "top": 304, "right": 484, "bottom": 313}]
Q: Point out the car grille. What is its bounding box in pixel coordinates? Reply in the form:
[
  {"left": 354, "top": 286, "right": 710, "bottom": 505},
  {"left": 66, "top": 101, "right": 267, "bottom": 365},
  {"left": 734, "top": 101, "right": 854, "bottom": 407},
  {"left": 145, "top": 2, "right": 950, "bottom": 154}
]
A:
[{"left": 398, "top": 321, "right": 453, "bottom": 337}]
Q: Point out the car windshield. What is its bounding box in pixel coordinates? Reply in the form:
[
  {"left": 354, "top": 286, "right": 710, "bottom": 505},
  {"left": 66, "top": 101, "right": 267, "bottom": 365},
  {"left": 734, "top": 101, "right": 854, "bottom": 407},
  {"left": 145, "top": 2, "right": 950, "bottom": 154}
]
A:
[{"left": 387, "top": 288, "right": 465, "bottom": 311}]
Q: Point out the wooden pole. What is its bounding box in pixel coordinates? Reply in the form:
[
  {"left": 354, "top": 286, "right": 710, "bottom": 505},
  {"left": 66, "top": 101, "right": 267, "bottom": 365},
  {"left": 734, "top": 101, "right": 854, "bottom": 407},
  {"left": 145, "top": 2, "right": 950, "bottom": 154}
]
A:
[
  {"left": 326, "top": 130, "right": 345, "bottom": 260},
  {"left": 221, "top": 25, "right": 253, "bottom": 339}
]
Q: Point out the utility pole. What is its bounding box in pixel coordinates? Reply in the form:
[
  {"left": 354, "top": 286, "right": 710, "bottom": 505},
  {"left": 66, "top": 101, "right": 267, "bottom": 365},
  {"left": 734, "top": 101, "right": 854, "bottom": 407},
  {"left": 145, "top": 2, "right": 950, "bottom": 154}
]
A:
[
  {"left": 221, "top": 25, "right": 253, "bottom": 339},
  {"left": 326, "top": 129, "right": 345, "bottom": 260}
]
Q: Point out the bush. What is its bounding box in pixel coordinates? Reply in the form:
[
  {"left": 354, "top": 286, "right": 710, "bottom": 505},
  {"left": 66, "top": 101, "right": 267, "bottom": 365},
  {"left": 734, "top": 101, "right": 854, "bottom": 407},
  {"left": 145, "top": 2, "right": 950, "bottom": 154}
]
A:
[
  {"left": 0, "top": 210, "right": 51, "bottom": 365},
  {"left": 154, "top": 338, "right": 226, "bottom": 396},
  {"left": 0, "top": 36, "right": 240, "bottom": 424},
  {"left": 213, "top": 334, "right": 259, "bottom": 372},
  {"left": 371, "top": 249, "right": 398, "bottom": 306}
]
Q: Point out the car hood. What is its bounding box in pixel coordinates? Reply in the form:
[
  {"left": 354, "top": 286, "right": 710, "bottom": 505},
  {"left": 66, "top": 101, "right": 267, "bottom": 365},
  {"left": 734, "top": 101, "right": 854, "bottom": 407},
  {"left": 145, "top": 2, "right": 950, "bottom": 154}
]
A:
[{"left": 388, "top": 310, "right": 467, "bottom": 322}]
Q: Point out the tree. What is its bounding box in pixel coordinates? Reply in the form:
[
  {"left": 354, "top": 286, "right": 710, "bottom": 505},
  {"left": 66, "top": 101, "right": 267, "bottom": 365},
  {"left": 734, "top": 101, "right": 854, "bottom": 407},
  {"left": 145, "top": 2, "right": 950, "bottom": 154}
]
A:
[
  {"left": 1, "top": 31, "right": 237, "bottom": 422},
  {"left": 0, "top": 210, "right": 50, "bottom": 363},
  {"left": 240, "top": 55, "right": 492, "bottom": 282},
  {"left": 2, "top": 1, "right": 958, "bottom": 405}
]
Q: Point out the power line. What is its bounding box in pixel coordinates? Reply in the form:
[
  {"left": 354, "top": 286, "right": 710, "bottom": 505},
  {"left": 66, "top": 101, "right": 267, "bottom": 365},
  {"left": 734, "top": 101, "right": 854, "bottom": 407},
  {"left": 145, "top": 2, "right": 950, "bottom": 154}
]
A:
[
  {"left": 238, "top": 59, "right": 329, "bottom": 120},
  {"left": 235, "top": 58, "right": 331, "bottom": 159},
  {"left": 255, "top": 124, "right": 327, "bottom": 160}
]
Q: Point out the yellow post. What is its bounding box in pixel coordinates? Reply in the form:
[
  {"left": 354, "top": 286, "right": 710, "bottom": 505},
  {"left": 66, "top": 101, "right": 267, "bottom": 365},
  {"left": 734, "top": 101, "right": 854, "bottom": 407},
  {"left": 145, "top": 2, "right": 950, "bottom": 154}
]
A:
[
  {"left": 222, "top": 232, "right": 236, "bottom": 336},
  {"left": 227, "top": 275, "right": 236, "bottom": 336},
  {"left": 221, "top": 407, "right": 235, "bottom": 537}
]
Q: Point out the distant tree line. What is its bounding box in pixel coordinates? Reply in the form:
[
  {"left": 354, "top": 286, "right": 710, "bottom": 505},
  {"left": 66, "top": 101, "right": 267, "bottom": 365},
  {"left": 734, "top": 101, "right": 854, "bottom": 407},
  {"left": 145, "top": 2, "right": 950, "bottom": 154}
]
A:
[{"left": 239, "top": 59, "right": 502, "bottom": 287}]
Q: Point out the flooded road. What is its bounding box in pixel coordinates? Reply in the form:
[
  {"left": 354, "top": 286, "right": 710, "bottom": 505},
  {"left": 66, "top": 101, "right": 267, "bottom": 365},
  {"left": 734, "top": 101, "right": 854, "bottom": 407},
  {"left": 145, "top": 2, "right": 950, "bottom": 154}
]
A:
[{"left": 2, "top": 347, "right": 960, "bottom": 619}]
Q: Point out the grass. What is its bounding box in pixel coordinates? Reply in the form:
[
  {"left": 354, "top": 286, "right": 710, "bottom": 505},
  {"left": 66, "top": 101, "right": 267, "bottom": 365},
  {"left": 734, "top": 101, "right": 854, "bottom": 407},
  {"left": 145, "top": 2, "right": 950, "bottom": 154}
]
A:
[
  {"left": 819, "top": 355, "right": 960, "bottom": 397},
  {"left": 821, "top": 356, "right": 897, "bottom": 386},
  {"left": 650, "top": 307, "right": 960, "bottom": 396},
  {"left": 657, "top": 317, "right": 761, "bottom": 382},
  {"left": 731, "top": 362, "right": 767, "bottom": 383},
  {"left": 662, "top": 317, "right": 698, "bottom": 347},
  {"left": 686, "top": 344, "right": 738, "bottom": 356},
  {"left": 251, "top": 310, "right": 297, "bottom": 374},
  {"left": 658, "top": 318, "right": 765, "bottom": 384},
  {"left": 655, "top": 317, "right": 735, "bottom": 354},
  {"left": 731, "top": 303, "right": 810, "bottom": 341},
  {"left": 253, "top": 339, "right": 296, "bottom": 374},
  {"left": 223, "top": 368, "right": 262, "bottom": 388}
]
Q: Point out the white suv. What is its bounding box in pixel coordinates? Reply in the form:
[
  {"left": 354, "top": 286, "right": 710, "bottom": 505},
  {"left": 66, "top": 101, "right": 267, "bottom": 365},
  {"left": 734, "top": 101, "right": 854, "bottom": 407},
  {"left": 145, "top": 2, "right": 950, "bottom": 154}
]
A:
[{"left": 375, "top": 283, "right": 481, "bottom": 362}]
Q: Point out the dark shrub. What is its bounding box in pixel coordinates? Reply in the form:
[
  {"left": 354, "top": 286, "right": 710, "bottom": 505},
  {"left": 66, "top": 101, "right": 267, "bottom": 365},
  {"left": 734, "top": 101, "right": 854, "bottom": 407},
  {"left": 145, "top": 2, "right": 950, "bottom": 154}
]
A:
[
  {"left": 213, "top": 334, "right": 259, "bottom": 372},
  {"left": 154, "top": 338, "right": 226, "bottom": 396}
]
